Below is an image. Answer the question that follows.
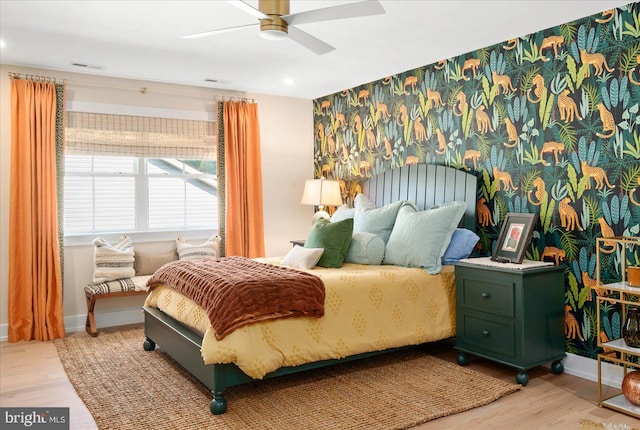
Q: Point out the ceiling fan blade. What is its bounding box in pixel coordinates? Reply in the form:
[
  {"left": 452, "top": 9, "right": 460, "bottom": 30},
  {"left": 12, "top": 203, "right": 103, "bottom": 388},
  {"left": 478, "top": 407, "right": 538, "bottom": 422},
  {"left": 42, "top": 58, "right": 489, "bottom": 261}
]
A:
[
  {"left": 283, "top": 0, "right": 384, "bottom": 26},
  {"left": 227, "top": 0, "right": 270, "bottom": 20},
  {"left": 182, "top": 23, "right": 259, "bottom": 39},
  {"left": 287, "top": 26, "right": 335, "bottom": 55}
]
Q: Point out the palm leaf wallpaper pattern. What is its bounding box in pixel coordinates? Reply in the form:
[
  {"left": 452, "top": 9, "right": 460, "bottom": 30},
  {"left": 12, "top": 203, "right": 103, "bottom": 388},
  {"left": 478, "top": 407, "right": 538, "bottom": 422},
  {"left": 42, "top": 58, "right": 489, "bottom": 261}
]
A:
[{"left": 313, "top": 2, "right": 640, "bottom": 360}]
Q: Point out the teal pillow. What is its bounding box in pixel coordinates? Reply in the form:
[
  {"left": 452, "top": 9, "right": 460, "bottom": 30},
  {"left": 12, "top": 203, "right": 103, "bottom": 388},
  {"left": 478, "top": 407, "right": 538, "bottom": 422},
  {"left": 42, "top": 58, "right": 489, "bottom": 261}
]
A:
[
  {"left": 353, "top": 194, "right": 404, "bottom": 244},
  {"left": 305, "top": 217, "right": 353, "bottom": 268},
  {"left": 384, "top": 201, "right": 467, "bottom": 274},
  {"left": 345, "top": 232, "right": 385, "bottom": 265}
]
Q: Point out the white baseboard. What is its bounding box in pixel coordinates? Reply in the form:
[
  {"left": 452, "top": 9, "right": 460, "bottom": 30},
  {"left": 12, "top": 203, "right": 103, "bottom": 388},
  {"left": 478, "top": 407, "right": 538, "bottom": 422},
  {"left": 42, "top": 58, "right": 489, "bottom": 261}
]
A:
[
  {"left": 0, "top": 307, "right": 144, "bottom": 342},
  {"left": 556, "top": 352, "right": 624, "bottom": 388}
]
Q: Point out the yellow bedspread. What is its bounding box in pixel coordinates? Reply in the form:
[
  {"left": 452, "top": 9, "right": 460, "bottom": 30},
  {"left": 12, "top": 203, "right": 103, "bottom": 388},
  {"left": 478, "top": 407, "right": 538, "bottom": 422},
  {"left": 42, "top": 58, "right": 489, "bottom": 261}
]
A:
[{"left": 143, "top": 258, "right": 456, "bottom": 379}]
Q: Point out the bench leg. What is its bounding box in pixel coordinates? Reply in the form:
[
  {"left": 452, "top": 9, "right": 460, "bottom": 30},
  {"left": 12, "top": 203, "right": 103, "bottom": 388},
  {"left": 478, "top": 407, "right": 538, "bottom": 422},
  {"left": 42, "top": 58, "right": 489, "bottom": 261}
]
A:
[{"left": 85, "top": 292, "right": 98, "bottom": 337}]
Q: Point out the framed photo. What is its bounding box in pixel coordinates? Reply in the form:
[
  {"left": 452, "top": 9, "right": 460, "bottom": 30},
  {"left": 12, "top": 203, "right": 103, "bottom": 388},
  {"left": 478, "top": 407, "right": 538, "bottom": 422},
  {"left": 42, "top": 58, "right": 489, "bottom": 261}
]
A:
[{"left": 491, "top": 213, "right": 538, "bottom": 264}]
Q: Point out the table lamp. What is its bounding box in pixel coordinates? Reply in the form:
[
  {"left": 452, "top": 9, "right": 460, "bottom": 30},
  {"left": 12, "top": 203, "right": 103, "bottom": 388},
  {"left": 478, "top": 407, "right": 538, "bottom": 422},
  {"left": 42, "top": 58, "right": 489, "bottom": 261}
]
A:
[{"left": 300, "top": 178, "right": 343, "bottom": 212}]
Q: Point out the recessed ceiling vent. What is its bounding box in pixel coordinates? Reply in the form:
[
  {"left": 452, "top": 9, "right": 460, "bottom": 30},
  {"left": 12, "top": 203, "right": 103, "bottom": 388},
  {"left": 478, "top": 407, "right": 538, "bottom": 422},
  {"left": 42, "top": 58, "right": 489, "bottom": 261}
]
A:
[
  {"left": 70, "top": 62, "right": 104, "bottom": 70},
  {"left": 205, "top": 78, "right": 232, "bottom": 84}
]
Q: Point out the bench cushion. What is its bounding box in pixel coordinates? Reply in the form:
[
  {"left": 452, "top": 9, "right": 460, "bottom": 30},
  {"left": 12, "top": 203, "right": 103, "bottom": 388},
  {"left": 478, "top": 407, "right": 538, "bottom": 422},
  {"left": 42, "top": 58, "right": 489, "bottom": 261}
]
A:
[{"left": 85, "top": 275, "right": 151, "bottom": 295}]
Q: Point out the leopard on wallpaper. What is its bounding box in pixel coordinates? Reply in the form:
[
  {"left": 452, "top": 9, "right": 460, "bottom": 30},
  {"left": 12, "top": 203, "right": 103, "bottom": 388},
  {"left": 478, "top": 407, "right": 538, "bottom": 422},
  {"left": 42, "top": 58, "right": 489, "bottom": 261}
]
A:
[{"left": 313, "top": 2, "right": 640, "bottom": 361}]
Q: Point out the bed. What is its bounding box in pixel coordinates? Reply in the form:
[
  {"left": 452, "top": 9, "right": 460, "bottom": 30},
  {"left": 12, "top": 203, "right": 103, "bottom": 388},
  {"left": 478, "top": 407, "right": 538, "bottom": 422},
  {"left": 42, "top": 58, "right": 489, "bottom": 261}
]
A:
[{"left": 141, "top": 164, "right": 478, "bottom": 414}]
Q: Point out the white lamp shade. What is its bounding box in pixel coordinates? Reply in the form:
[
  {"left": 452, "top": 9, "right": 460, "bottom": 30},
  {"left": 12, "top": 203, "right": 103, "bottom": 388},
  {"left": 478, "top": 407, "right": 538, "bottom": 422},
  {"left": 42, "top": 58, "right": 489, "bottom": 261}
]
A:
[{"left": 300, "top": 179, "right": 343, "bottom": 207}]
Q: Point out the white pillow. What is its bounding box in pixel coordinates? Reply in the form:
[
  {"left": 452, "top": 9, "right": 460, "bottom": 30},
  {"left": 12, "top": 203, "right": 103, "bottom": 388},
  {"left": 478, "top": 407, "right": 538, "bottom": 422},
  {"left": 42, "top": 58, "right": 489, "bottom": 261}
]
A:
[
  {"left": 280, "top": 245, "right": 324, "bottom": 269},
  {"left": 330, "top": 205, "right": 355, "bottom": 222},
  {"left": 92, "top": 236, "right": 135, "bottom": 283},
  {"left": 176, "top": 235, "right": 221, "bottom": 261}
]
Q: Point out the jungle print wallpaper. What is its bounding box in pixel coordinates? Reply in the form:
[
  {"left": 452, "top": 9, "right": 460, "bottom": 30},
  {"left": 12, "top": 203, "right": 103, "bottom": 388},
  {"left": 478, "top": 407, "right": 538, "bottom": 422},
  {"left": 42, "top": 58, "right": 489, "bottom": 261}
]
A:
[{"left": 313, "top": 2, "right": 640, "bottom": 361}]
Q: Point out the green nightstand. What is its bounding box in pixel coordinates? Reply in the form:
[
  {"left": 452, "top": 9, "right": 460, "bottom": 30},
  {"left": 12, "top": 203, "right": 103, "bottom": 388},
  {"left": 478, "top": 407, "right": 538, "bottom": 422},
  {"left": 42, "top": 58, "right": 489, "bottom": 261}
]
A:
[{"left": 454, "top": 258, "right": 566, "bottom": 386}]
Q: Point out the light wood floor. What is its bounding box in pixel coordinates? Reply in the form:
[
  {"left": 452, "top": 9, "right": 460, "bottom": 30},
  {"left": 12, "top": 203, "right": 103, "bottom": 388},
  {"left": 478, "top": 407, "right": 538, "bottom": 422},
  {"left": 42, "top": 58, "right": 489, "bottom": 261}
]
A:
[{"left": 1, "top": 325, "right": 639, "bottom": 430}]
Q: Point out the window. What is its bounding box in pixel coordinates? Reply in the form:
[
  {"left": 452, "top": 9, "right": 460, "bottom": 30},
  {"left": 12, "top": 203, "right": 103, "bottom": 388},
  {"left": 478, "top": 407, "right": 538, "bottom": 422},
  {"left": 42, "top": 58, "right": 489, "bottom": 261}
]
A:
[
  {"left": 64, "top": 156, "right": 217, "bottom": 234},
  {"left": 64, "top": 111, "right": 217, "bottom": 238}
]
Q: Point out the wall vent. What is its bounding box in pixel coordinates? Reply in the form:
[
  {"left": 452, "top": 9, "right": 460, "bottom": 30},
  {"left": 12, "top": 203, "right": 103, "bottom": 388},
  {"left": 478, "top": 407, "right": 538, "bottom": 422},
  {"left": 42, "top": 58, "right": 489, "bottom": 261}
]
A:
[
  {"left": 205, "top": 78, "right": 232, "bottom": 84},
  {"left": 70, "top": 62, "right": 104, "bottom": 70}
]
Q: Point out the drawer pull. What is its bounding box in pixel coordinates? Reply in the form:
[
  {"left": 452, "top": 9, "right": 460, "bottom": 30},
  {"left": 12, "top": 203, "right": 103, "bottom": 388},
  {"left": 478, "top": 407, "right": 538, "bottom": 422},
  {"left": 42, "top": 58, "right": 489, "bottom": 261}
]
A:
[
  {"left": 482, "top": 330, "right": 490, "bottom": 336},
  {"left": 481, "top": 292, "right": 490, "bottom": 299}
]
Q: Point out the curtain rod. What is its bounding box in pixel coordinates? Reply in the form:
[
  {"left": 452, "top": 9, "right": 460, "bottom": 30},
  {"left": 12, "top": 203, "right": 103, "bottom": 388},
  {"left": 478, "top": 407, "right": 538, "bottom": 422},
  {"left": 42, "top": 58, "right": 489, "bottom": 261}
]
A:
[
  {"left": 214, "top": 95, "right": 256, "bottom": 103},
  {"left": 8, "top": 71, "right": 254, "bottom": 102},
  {"left": 8, "top": 72, "right": 67, "bottom": 84}
]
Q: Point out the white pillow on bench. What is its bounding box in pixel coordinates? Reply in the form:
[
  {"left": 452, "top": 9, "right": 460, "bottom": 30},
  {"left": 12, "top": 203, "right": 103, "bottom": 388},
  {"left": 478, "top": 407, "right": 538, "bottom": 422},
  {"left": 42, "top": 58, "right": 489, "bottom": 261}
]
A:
[
  {"left": 92, "top": 236, "right": 135, "bottom": 283},
  {"left": 176, "top": 235, "right": 221, "bottom": 261}
]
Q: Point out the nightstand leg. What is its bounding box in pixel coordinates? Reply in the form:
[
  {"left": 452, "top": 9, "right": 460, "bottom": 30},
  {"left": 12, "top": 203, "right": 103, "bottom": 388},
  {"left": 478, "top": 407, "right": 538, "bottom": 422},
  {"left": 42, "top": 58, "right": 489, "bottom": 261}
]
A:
[
  {"left": 551, "top": 359, "right": 564, "bottom": 374},
  {"left": 516, "top": 370, "right": 529, "bottom": 386},
  {"left": 456, "top": 351, "right": 468, "bottom": 366}
]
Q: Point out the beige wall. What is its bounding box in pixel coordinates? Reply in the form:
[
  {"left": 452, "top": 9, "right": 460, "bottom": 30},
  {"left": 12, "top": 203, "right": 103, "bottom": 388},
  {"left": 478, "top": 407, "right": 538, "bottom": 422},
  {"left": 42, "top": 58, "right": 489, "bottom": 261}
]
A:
[{"left": 0, "top": 64, "right": 315, "bottom": 338}]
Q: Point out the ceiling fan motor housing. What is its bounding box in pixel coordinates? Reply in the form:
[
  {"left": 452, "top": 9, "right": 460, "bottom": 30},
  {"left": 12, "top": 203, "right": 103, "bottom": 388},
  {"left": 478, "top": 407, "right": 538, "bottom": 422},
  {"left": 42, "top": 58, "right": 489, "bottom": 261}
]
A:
[{"left": 259, "top": 0, "right": 289, "bottom": 39}]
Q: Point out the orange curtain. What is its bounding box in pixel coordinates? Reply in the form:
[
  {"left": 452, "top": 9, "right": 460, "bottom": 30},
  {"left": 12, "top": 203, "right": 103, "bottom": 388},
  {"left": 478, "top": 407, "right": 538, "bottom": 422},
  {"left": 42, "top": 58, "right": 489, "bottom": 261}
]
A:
[
  {"left": 8, "top": 79, "right": 65, "bottom": 342},
  {"left": 223, "top": 101, "right": 265, "bottom": 257}
]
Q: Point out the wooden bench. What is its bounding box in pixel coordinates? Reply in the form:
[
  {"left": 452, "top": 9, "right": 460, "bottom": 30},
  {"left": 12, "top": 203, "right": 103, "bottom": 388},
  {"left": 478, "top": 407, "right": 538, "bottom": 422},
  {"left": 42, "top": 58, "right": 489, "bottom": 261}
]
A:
[{"left": 84, "top": 276, "right": 150, "bottom": 336}]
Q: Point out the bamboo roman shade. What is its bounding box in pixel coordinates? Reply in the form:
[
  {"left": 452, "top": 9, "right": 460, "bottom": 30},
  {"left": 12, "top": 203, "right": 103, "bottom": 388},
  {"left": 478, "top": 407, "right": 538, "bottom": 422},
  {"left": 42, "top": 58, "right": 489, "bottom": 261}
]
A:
[{"left": 66, "top": 111, "right": 216, "bottom": 159}]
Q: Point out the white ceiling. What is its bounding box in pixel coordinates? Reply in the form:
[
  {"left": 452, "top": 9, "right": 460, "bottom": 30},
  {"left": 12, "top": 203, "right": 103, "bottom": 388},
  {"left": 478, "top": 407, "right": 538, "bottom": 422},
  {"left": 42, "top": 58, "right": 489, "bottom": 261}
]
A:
[{"left": 0, "top": 0, "right": 631, "bottom": 100}]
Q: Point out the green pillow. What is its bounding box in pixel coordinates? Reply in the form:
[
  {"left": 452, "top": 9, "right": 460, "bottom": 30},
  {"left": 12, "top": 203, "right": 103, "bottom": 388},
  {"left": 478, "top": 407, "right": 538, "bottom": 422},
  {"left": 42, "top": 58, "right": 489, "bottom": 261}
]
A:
[
  {"left": 305, "top": 218, "right": 353, "bottom": 268},
  {"left": 384, "top": 201, "right": 467, "bottom": 274},
  {"left": 353, "top": 194, "right": 404, "bottom": 244}
]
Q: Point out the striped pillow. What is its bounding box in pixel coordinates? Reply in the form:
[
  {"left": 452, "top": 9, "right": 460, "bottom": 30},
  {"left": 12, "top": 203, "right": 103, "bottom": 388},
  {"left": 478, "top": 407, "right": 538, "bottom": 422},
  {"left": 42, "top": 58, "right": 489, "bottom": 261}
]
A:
[
  {"left": 92, "top": 236, "right": 135, "bottom": 283},
  {"left": 176, "top": 235, "right": 221, "bottom": 261}
]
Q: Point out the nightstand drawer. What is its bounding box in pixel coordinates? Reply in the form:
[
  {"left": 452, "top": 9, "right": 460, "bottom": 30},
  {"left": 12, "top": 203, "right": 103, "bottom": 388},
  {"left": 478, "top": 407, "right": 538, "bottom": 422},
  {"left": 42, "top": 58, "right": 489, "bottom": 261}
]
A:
[
  {"left": 460, "top": 314, "right": 515, "bottom": 358},
  {"left": 460, "top": 276, "right": 514, "bottom": 318}
]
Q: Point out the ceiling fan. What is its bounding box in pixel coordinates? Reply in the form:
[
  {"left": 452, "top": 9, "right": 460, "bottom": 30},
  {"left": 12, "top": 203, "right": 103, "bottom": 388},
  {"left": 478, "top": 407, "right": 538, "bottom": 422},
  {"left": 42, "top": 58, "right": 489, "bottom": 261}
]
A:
[{"left": 183, "top": 0, "right": 385, "bottom": 55}]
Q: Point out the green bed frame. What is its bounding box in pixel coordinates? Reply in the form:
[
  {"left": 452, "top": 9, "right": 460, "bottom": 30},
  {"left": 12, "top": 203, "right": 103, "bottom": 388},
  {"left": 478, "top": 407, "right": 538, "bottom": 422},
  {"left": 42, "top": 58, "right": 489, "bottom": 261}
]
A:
[{"left": 142, "top": 164, "right": 478, "bottom": 414}]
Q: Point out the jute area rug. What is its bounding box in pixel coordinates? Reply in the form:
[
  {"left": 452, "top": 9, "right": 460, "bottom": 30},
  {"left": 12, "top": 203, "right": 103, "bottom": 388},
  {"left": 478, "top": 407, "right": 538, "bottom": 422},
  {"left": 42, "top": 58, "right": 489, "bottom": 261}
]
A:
[{"left": 55, "top": 328, "right": 520, "bottom": 430}]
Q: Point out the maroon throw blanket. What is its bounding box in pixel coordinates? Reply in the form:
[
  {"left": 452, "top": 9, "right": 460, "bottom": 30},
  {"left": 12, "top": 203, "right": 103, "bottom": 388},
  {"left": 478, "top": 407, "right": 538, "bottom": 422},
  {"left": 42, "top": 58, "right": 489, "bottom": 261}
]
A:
[{"left": 147, "top": 257, "right": 325, "bottom": 340}]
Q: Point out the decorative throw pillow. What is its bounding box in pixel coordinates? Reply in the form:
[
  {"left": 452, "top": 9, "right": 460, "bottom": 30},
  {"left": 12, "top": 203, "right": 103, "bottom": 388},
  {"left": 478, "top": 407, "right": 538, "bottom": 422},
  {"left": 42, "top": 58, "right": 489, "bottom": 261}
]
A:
[
  {"left": 92, "top": 236, "right": 135, "bottom": 283},
  {"left": 330, "top": 204, "right": 355, "bottom": 222},
  {"left": 304, "top": 217, "right": 353, "bottom": 268},
  {"left": 384, "top": 201, "right": 467, "bottom": 274},
  {"left": 345, "top": 232, "right": 385, "bottom": 265},
  {"left": 176, "top": 235, "right": 221, "bottom": 261},
  {"left": 442, "top": 228, "right": 479, "bottom": 265},
  {"left": 134, "top": 250, "right": 178, "bottom": 276},
  {"left": 280, "top": 245, "right": 324, "bottom": 270},
  {"left": 353, "top": 194, "right": 404, "bottom": 244}
]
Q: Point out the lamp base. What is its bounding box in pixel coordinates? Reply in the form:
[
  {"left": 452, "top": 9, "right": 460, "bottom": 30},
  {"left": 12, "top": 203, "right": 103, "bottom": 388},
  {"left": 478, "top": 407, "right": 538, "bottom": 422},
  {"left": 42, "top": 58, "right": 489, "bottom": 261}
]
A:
[{"left": 312, "top": 210, "right": 330, "bottom": 224}]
